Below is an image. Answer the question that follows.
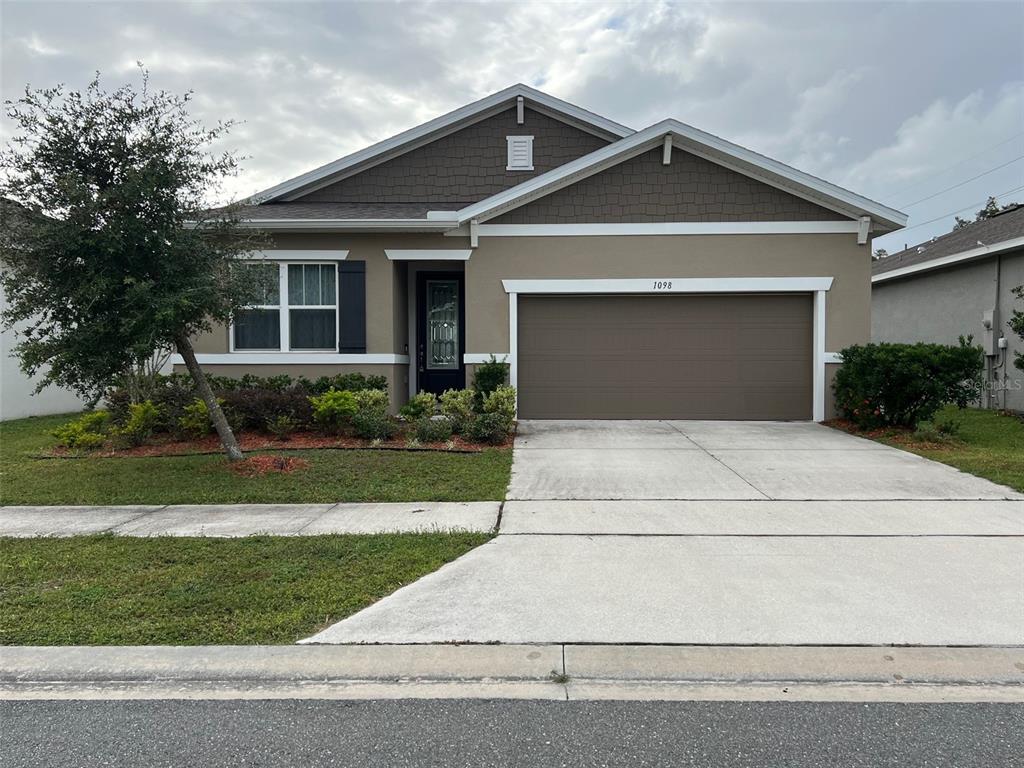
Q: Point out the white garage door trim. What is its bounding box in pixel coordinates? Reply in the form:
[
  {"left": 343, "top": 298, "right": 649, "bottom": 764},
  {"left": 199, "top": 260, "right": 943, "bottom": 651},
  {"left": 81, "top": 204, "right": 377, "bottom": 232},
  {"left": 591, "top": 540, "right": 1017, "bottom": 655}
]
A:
[{"left": 500, "top": 277, "right": 835, "bottom": 422}]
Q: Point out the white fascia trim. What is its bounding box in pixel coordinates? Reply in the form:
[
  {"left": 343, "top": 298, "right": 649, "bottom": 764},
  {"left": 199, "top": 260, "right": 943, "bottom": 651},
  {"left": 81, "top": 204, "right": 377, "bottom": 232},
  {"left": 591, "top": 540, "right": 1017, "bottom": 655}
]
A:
[
  {"left": 474, "top": 221, "right": 861, "bottom": 237},
  {"left": 243, "top": 249, "right": 348, "bottom": 261},
  {"left": 170, "top": 353, "right": 410, "bottom": 366},
  {"left": 251, "top": 84, "right": 634, "bottom": 203},
  {"left": 385, "top": 249, "right": 472, "bottom": 261},
  {"left": 500, "top": 277, "right": 835, "bottom": 295},
  {"left": 236, "top": 219, "right": 457, "bottom": 232},
  {"left": 463, "top": 353, "right": 508, "bottom": 364},
  {"left": 456, "top": 119, "right": 907, "bottom": 230},
  {"left": 871, "top": 235, "right": 1024, "bottom": 283}
]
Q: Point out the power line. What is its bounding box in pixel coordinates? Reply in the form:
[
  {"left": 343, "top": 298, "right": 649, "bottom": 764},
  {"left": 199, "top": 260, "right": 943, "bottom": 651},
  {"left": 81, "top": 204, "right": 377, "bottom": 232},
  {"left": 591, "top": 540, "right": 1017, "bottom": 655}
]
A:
[
  {"left": 883, "top": 131, "right": 1024, "bottom": 202},
  {"left": 896, "top": 183, "right": 1024, "bottom": 235},
  {"left": 899, "top": 154, "right": 1024, "bottom": 207}
]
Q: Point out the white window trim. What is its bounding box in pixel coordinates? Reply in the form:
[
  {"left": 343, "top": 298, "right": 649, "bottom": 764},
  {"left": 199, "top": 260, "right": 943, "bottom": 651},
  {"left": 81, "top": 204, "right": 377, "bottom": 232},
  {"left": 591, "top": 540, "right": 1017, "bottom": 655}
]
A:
[
  {"left": 230, "top": 261, "right": 340, "bottom": 354},
  {"left": 501, "top": 277, "right": 836, "bottom": 422},
  {"left": 172, "top": 353, "right": 409, "bottom": 365},
  {"left": 243, "top": 249, "right": 349, "bottom": 261},
  {"left": 506, "top": 135, "right": 535, "bottom": 171}
]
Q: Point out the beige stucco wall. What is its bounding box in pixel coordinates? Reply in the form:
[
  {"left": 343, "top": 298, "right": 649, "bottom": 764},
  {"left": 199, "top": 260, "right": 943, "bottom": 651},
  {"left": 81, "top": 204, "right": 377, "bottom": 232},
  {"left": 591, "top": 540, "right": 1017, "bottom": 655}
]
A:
[{"left": 464, "top": 233, "right": 871, "bottom": 356}]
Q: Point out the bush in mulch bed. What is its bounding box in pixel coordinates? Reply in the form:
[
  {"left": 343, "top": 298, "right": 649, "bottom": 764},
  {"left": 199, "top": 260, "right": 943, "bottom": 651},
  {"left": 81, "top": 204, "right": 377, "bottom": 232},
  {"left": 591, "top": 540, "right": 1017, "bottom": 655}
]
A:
[{"left": 229, "top": 455, "right": 310, "bottom": 477}]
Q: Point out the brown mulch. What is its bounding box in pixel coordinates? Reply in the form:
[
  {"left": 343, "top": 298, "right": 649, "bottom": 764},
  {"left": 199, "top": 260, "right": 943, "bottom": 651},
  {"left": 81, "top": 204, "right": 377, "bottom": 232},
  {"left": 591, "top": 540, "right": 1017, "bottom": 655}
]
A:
[
  {"left": 229, "top": 455, "right": 310, "bottom": 477},
  {"left": 43, "top": 429, "right": 513, "bottom": 459},
  {"left": 822, "top": 419, "right": 955, "bottom": 451}
]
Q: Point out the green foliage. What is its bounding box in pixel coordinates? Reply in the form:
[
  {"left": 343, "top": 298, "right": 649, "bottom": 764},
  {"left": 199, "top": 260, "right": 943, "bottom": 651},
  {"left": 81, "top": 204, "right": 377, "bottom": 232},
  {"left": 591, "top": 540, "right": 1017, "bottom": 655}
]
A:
[
  {"left": 439, "top": 388, "right": 476, "bottom": 433},
  {"left": 482, "top": 385, "right": 517, "bottom": 430},
  {"left": 118, "top": 401, "right": 162, "bottom": 446},
  {"left": 52, "top": 411, "right": 111, "bottom": 449},
  {"left": 351, "top": 412, "right": 399, "bottom": 441},
  {"left": 953, "top": 197, "right": 1020, "bottom": 230},
  {"left": 833, "top": 340, "right": 983, "bottom": 429},
  {"left": 308, "top": 389, "right": 358, "bottom": 433},
  {"left": 353, "top": 388, "right": 390, "bottom": 417},
  {"left": 178, "top": 399, "right": 217, "bottom": 440},
  {"left": 1010, "top": 285, "right": 1024, "bottom": 372},
  {"left": 400, "top": 391, "right": 438, "bottom": 420},
  {"left": 265, "top": 415, "right": 299, "bottom": 440},
  {"left": 471, "top": 355, "right": 509, "bottom": 401},
  {"left": 324, "top": 372, "right": 389, "bottom": 393},
  {"left": 466, "top": 413, "right": 510, "bottom": 445},
  {"left": 0, "top": 69, "right": 268, "bottom": 400},
  {"left": 415, "top": 417, "right": 454, "bottom": 443}
]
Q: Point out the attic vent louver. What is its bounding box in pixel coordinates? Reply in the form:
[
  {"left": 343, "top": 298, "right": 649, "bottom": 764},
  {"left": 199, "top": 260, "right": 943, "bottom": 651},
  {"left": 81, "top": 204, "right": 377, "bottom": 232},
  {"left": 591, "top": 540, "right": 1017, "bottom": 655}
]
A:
[{"left": 506, "top": 135, "right": 534, "bottom": 171}]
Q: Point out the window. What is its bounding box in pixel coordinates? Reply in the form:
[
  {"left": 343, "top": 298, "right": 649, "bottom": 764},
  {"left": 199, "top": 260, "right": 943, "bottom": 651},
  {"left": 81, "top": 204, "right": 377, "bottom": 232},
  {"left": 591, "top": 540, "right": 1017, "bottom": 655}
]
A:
[
  {"left": 506, "top": 135, "right": 534, "bottom": 171},
  {"left": 232, "top": 262, "right": 338, "bottom": 352}
]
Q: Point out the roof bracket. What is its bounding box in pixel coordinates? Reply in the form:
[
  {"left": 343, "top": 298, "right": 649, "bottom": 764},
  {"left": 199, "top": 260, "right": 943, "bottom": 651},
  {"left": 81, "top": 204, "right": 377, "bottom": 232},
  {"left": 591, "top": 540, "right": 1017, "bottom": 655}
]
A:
[
  {"left": 662, "top": 135, "right": 672, "bottom": 165},
  {"left": 470, "top": 219, "right": 479, "bottom": 248},
  {"left": 857, "top": 216, "right": 871, "bottom": 245},
  {"left": 516, "top": 96, "right": 524, "bottom": 125}
]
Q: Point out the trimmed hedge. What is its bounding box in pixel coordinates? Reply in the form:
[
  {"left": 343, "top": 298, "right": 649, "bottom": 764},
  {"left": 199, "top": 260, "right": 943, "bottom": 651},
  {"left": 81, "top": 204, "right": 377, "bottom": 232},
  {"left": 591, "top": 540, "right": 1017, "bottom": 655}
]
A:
[{"left": 832, "top": 339, "right": 983, "bottom": 429}]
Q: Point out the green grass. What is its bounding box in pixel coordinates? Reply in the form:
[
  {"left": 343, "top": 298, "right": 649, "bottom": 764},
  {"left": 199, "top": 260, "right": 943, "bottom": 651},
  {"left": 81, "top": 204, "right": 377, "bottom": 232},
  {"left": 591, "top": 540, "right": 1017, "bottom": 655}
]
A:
[
  {"left": 0, "top": 532, "right": 492, "bottom": 645},
  {"left": 0, "top": 413, "right": 512, "bottom": 505},
  {"left": 869, "top": 407, "right": 1024, "bottom": 493}
]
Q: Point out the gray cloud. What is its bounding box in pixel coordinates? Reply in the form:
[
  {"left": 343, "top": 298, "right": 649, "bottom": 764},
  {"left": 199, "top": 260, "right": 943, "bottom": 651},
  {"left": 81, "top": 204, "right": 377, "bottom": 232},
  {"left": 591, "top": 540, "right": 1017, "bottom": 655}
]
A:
[{"left": 2, "top": 1, "right": 1022, "bottom": 251}]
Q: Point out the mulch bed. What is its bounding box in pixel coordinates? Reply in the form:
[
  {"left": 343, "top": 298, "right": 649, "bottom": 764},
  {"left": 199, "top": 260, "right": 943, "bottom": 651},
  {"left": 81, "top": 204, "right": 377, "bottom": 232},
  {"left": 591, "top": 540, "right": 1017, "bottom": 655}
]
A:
[
  {"left": 823, "top": 419, "right": 956, "bottom": 451},
  {"left": 42, "top": 429, "right": 513, "bottom": 459}
]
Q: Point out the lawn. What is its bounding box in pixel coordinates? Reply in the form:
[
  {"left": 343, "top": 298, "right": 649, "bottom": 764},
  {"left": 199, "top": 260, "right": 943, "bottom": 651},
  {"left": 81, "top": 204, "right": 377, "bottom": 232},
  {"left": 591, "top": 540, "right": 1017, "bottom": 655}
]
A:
[
  {"left": 0, "top": 532, "right": 492, "bottom": 645},
  {"left": 0, "top": 413, "right": 512, "bottom": 505},
  {"left": 847, "top": 407, "right": 1024, "bottom": 493}
]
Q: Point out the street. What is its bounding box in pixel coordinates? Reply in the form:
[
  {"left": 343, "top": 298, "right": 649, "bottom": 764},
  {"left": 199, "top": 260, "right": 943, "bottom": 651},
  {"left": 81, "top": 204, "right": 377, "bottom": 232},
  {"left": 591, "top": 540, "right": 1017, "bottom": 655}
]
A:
[{"left": 4, "top": 699, "right": 1021, "bottom": 768}]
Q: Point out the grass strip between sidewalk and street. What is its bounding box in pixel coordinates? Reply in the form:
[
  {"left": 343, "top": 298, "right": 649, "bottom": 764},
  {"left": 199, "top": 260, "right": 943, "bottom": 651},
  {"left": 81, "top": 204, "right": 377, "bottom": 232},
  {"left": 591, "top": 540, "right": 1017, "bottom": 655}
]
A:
[
  {"left": 0, "top": 414, "right": 512, "bottom": 505},
  {"left": 0, "top": 532, "right": 492, "bottom": 645}
]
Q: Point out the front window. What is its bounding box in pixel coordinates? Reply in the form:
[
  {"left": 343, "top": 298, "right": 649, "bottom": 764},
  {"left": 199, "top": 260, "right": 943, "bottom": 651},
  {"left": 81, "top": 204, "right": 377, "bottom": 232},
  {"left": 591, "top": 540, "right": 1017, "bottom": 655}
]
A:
[{"left": 233, "top": 262, "right": 338, "bottom": 352}]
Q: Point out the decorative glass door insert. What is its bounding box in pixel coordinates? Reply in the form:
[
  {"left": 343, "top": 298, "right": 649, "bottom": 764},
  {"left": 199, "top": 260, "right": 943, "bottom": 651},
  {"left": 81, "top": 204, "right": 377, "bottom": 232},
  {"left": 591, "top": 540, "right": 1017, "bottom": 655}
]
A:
[{"left": 426, "top": 279, "right": 459, "bottom": 370}]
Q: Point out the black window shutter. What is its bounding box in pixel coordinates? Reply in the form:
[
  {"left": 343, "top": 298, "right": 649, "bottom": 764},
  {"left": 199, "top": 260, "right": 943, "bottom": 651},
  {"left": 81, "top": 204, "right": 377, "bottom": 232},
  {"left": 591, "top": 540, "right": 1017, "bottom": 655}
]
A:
[{"left": 338, "top": 261, "right": 366, "bottom": 353}]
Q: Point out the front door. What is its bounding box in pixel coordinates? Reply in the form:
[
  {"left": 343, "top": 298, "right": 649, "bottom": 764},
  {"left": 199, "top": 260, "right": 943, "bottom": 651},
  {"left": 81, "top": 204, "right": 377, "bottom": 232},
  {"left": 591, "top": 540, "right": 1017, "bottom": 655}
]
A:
[{"left": 416, "top": 272, "right": 465, "bottom": 395}]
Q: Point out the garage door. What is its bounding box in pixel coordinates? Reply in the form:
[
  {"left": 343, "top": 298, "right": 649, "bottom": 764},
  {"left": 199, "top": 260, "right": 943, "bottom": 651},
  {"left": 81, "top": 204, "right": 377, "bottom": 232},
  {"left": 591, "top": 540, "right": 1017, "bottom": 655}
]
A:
[{"left": 517, "top": 294, "right": 813, "bottom": 420}]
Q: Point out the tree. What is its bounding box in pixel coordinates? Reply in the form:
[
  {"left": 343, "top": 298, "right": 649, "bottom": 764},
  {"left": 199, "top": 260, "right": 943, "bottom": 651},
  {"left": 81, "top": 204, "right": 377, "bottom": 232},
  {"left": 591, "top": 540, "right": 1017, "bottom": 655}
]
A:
[
  {"left": 1010, "top": 285, "right": 1024, "bottom": 373},
  {"left": 0, "top": 69, "right": 267, "bottom": 460},
  {"left": 872, "top": 248, "right": 888, "bottom": 261},
  {"left": 953, "top": 196, "right": 1020, "bottom": 230}
]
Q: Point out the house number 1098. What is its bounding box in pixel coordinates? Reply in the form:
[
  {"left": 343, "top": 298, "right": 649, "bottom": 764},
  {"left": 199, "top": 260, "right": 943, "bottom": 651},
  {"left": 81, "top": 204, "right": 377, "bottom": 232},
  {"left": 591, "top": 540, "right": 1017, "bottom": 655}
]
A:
[{"left": 653, "top": 280, "right": 673, "bottom": 290}]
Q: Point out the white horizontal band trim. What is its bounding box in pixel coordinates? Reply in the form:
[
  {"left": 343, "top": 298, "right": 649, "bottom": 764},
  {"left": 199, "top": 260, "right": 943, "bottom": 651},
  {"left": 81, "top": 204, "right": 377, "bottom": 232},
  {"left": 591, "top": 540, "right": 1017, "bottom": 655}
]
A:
[
  {"left": 385, "top": 249, "right": 472, "bottom": 261},
  {"left": 872, "top": 235, "right": 1024, "bottom": 283},
  {"left": 236, "top": 219, "right": 457, "bottom": 232},
  {"left": 823, "top": 352, "right": 843, "bottom": 364},
  {"left": 245, "top": 249, "right": 348, "bottom": 261},
  {"left": 501, "top": 277, "right": 835, "bottom": 294},
  {"left": 474, "top": 221, "right": 861, "bottom": 237},
  {"left": 463, "top": 353, "right": 509, "bottom": 364},
  {"left": 171, "top": 353, "right": 410, "bottom": 365}
]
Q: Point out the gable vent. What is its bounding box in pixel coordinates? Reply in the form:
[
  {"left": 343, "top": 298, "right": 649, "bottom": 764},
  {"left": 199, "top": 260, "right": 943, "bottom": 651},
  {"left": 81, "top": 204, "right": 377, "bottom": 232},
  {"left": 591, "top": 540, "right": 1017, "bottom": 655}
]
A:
[{"left": 506, "top": 135, "right": 534, "bottom": 171}]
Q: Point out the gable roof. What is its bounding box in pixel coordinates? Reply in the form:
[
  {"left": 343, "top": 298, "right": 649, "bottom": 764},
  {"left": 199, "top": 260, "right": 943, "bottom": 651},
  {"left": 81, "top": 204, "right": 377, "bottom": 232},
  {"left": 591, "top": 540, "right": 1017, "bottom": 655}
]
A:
[
  {"left": 253, "top": 84, "right": 634, "bottom": 203},
  {"left": 455, "top": 119, "right": 908, "bottom": 232},
  {"left": 872, "top": 203, "right": 1024, "bottom": 282}
]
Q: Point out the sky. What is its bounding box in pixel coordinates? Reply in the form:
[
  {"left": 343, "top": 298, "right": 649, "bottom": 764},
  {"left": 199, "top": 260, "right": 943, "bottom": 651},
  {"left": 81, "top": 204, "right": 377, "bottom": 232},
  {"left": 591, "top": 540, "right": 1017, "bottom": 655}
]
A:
[{"left": 2, "top": 1, "right": 1022, "bottom": 253}]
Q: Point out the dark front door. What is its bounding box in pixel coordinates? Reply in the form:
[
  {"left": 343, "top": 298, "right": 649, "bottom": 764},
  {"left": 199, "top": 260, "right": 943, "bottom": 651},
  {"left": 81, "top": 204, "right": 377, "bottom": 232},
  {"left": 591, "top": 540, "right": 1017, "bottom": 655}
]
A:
[{"left": 416, "top": 272, "right": 465, "bottom": 395}]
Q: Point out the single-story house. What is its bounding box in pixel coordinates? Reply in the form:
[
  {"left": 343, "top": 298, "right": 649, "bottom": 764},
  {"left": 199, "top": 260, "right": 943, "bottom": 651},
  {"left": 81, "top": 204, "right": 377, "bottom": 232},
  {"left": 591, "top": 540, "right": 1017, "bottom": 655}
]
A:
[
  {"left": 872, "top": 204, "right": 1024, "bottom": 412},
  {"left": 175, "top": 84, "right": 907, "bottom": 421}
]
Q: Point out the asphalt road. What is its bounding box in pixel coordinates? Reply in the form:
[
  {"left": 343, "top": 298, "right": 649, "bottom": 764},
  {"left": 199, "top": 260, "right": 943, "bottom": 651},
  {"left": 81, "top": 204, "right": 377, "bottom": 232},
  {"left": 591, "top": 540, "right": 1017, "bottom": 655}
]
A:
[{"left": 3, "top": 700, "right": 1022, "bottom": 767}]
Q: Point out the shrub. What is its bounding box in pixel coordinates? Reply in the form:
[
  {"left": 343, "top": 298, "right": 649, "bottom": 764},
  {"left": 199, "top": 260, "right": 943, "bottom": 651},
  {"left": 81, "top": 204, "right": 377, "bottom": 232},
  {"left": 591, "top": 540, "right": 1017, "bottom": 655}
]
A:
[
  {"left": 912, "top": 421, "right": 958, "bottom": 445},
  {"left": 266, "top": 414, "right": 299, "bottom": 440},
  {"left": 415, "top": 416, "right": 454, "bottom": 443},
  {"left": 118, "top": 401, "right": 162, "bottom": 446},
  {"left": 220, "top": 388, "right": 312, "bottom": 432},
  {"left": 400, "top": 391, "right": 437, "bottom": 420},
  {"left": 483, "top": 385, "right": 517, "bottom": 430},
  {"left": 309, "top": 388, "right": 358, "bottom": 433},
  {"left": 833, "top": 339, "right": 983, "bottom": 429},
  {"left": 353, "top": 388, "right": 389, "bottom": 417},
  {"left": 304, "top": 373, "right": 389, "bottom": 395},
  {"left": 351, "top": 411, "right": 398, "bottom": 440},
  {"left": 471, "top": 355, "right": 508, "bottom": 402},
  {"left": 466, "top": 412, "right": 509, "bottom": 445},
  {"left": 439, "top": 388, "right": 475, "bottom": 433},
  {"left": 178, "top": 398, "right": 217, "bottom": 440},
  {"left": 53, "top": 410, "right": 111, "bottom": 449}
]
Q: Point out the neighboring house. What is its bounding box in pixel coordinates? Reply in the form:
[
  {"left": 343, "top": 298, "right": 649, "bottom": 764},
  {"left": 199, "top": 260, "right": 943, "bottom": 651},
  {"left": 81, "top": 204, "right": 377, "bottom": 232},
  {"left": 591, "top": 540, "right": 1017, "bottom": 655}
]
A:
[
  {"left": 176, "top": 84, "right": 907, "bottom": 421},
  {"left": 872, "top": 204, "right": 1024, "bottom": 412},
  {"left": 0, "top": 200, "right": 87, "bottom": 420}
]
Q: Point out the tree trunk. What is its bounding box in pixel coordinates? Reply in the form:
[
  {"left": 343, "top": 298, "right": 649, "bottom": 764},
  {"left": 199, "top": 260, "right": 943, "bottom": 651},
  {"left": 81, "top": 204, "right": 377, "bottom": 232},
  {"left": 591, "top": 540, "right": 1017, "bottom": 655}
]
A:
[{"left": 175, "top": 333, "right": 244, "bottom": 462}]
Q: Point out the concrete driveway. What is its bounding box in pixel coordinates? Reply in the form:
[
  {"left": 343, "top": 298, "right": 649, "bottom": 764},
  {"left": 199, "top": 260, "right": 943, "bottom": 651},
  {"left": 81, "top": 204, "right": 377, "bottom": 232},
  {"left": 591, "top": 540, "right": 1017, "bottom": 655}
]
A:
[{"left": 305, "top": 420, "right": 1024, "bottom": 646}]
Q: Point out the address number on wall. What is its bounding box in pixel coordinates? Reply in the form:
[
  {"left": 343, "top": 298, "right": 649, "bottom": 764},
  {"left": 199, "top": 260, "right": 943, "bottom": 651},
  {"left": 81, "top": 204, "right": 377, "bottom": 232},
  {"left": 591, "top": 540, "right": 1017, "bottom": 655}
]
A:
[{"left": 652, "top": 280, "right": 673, "bottom": 290}]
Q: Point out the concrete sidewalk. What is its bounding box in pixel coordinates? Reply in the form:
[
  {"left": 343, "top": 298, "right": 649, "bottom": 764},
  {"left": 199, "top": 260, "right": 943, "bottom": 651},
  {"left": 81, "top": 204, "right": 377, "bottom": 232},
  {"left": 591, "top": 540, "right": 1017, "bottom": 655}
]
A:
[
  {"left": 0, "top": 502, "right": 500, "bottom": 537},
  {"left": 3, "top": 645, "right": 1022, "bottom": 702}
]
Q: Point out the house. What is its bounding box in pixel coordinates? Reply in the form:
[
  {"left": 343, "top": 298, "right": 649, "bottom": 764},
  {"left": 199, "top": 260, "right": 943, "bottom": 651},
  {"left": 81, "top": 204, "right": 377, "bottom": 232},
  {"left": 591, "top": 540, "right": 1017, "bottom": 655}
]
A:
[
  {"left": 872, "top": 204, "right": 1024, "bottom": 412},
  {"left": 175, "top": 84, "right": 907, "bottom": 420}
]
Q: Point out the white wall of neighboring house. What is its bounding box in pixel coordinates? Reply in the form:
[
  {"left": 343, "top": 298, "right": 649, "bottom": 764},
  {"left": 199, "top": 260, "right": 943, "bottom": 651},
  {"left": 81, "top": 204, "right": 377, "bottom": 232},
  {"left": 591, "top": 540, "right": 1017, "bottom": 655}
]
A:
[{"left": 1, "top": 282, "right": 86, "bottom": 420}]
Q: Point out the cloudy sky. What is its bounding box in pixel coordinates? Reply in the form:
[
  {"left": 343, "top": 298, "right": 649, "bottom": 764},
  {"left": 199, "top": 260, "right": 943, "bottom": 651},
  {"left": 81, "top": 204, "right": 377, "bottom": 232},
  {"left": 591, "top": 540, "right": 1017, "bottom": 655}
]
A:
[{"left": 2, "top": 1, "right": 1022, "bottom": 252}]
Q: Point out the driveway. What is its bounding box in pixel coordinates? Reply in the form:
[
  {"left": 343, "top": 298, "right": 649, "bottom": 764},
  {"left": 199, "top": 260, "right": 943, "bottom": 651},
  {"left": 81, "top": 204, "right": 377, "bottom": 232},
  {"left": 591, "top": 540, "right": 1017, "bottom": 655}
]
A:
[{"left": 305, "top": 421, "right": 1024, "bottom": 646}]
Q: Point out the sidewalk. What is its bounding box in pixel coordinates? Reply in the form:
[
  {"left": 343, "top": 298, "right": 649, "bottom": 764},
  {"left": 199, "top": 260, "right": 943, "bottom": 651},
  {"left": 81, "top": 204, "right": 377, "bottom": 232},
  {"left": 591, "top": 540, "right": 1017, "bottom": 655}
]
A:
[
  {"left": 0, "top": 502, "right": 500, "bottom": 536},
  {"left": 3, "top": 645, "right": 1023, "bottom": 702}
]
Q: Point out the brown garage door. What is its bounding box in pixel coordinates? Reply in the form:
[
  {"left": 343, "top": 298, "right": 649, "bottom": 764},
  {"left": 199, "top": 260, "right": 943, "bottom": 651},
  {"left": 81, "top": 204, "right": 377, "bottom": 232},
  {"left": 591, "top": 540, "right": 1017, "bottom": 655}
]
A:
[{"left": 517, "top": 294, "right": 813, "bottom": 420}]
